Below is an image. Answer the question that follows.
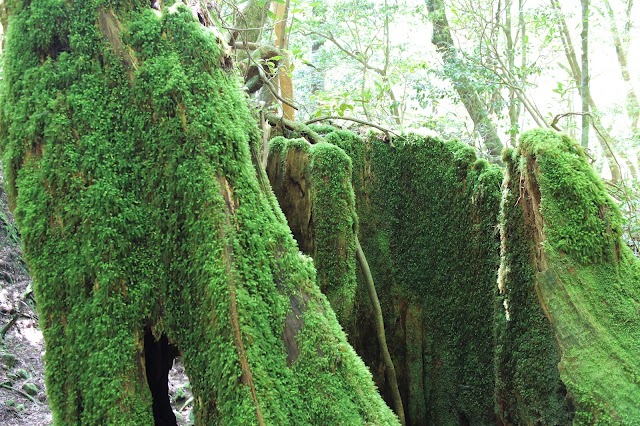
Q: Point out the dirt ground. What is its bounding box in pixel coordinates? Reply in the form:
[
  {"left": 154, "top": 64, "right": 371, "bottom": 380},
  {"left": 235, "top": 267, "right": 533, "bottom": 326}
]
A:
[{"left": 0, "top": 184, "right": 193, "bottom": 425}]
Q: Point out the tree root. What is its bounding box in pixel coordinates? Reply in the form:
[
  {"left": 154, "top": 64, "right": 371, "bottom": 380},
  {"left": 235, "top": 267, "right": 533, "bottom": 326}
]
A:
[{"left": 355, "top": 237, "right": 406, "bottom": 425}]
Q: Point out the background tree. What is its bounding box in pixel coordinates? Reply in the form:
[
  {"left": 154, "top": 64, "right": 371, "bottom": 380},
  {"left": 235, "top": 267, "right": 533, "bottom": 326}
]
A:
[{"left": 580, "top": 0, "right": 590, "bottom": 148}]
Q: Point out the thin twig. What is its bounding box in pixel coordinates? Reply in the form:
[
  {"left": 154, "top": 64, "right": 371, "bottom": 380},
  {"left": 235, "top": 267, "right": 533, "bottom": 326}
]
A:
[
  {"left": 179, "top": 396, "right": 194, "bottom": 411},
  {"left": 256, "top": 63, "right": 298, "bottom": 111},
  {"left": 0, "top": 313, "right": 20, "bottom": 339}
]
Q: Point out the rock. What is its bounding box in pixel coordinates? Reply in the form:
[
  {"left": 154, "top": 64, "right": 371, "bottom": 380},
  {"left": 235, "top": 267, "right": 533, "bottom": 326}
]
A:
[
  {"left": 0, "top": 351, "right": 17, "bottom": 368},
  {"left": 16, "top": 368, "right": 29, "bottom": 379},
  {"left": 21, "top": 382, "right": 39, "bottom": 396}
]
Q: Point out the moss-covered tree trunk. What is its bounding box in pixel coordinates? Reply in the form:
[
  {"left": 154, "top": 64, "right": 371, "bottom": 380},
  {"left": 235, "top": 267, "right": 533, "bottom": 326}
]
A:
[
  {"left": 496, "top": 129, "right": 640, "bottom": 424},
  {"left": 267, "top": 128, "right": 503, "bottom": 426},
  {"left": 0, "top": 1, "right": 399, "bottom": 425}
]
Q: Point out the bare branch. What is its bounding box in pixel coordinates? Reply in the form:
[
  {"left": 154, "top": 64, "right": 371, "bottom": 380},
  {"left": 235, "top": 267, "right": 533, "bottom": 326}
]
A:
[
  {"left": 305, "top": 116, "right": 399, "bottom": 138},
  {"left": 265, "top": 113, "right": 324, "bottom": 145},
  {"left": 257, "top": 64, "right": 298, "bottom": 111}
]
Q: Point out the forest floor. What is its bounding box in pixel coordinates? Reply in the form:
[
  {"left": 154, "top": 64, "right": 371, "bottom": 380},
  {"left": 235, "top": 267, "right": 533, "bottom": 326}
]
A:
[{"left": 0, "top": 184, "right": 193, "bottom": 425}]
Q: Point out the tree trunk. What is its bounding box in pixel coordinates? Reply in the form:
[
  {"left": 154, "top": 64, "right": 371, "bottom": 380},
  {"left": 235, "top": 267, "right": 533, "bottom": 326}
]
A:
[
  {"left": 426, "top": 0, "right": 504, "bottom": 160},
  {"left": 238, "top": 0, "right": 271, "bottom": 45},
  {"left": 580, "top": 0, "right": 590, "bottom": 148},
  {"left": 0, "top": 2, "right": 399, "bottom": 425},
  {"left": 550, "top": 0, "right": 622, "bottom": 182},
  {"left": 268, "top": 129, "right": 503, "bottom": 425},
  {"left": 266, "top": 133, "right": 406, "bottom": 425},
  {"left": 272, "top": 0, "right": 295, "bottom": 120},
  {"left": 603, "top": 0, "right": 640, "bottom": 129}
]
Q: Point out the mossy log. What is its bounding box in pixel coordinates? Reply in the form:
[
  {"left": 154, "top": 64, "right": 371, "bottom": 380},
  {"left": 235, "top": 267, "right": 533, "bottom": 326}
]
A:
[
  {"left": 497, "top": 129, "right": 640, "bottom": 424},
  {"left": 0, "top": 1, "right": 398, "bottom": 425}
]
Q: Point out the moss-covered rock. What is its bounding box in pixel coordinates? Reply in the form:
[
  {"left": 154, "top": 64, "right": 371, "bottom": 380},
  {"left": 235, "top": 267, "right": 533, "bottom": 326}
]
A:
[
  {"left": 0, "top": 1, "right": 398, "bottom": 424},
  {"left": 497, "top": 129, "right": 640, "bottom": 424}
]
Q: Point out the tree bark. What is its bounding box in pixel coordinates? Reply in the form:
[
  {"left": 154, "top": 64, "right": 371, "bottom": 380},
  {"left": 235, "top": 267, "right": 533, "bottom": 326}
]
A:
[
  {"left": 272, "top": 0, "right": 295, "bottom": 120},
  {"left": 0, "top": 2, "right": 399, "bottom": 425}
]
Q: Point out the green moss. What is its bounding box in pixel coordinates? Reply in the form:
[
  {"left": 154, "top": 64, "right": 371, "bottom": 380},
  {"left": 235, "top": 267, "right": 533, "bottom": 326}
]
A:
[
  {"left": 519, "top": 130, "right": 622, "bottom": 264},
  {"left": 308, "top": 142, "right": 357, "bottom": 321},
  {"left": 354, "top": 134, "right": 502, "bottom": 425},
  {"left": 495, "top": 151, "right": 571, "bottom": 424},
  {"left": 269, "top": 128, "right": 503, "bottom": 425},
  {"left": 267, "top": 136, "right": 358, "bottom": 323},
  {"left": 1, "top": 2, "right": 398, "bottom": 424},
  {"left": 498, "top": 129, "right": 640, "bottom": 424},
  {"left": 308, "top": 123, "right": 339, "bottom": 136},
  {"left": 327, "top": 131, "right": 502, "bottom": 425}
]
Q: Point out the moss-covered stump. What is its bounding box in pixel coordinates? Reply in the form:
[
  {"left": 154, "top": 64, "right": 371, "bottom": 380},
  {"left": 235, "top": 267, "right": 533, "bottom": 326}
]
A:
[
  {"left": 267, "top": 130, "right": 503, "bottom": 425},
  {"left": 0, "top": 1, "right": 398, "bottom": 425},
  {"left": 497, "top": 129, "right": 640, "bottom": 424},
  {"left": 350, "top": 133, "right": 502, "bottom": 426}
]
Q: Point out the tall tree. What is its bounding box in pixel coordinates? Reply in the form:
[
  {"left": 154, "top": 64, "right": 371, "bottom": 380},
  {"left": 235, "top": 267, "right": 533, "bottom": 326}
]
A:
[
  {"left": 426, "top": 0, "right": 504, "bottom": 160},
  {"left": 0, "top": 1, "right": 400, "bottom": 425},
  {"left": 549, "top": 0, "right": 622, "bottom": 182},
  {"left": 580, "top": 0, "right": 590, "bottom": 148}
]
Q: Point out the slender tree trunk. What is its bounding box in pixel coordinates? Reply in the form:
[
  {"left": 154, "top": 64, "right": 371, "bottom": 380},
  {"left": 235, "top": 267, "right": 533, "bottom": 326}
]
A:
[
  {"left": 603, "top": 0, "right": 639, "bottom": 129},
  {"left": 580, "top": 0, "right": 590, "bottom": 148},
  {"left": 550, "top": 0, "right": 622, "bottom": 182},
  {"left": 238, "top": 0, "right": 271, "bottom": 44},
  {"left": 505, "top": 0, "right": 518, "bottom": 146},
  {"left": 273, "top": 0, "right": 295, "bottom": 120},
  {"left": 426, "top": 0, "right": 504, "bottom": 160}
]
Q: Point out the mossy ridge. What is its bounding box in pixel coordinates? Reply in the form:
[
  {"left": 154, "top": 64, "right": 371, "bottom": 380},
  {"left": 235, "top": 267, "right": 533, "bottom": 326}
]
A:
[
  {"left": 499, "top": 129, "right": 640, "bottom": 424},
  {"left": 0, "top": 2, "right": 398, "bottom": 424},
  {"left": 495, "top": 147, "right": 572, "bottom": 425},
  {"left": 266, "top": 136, "right": 358, "bottom": 324}
]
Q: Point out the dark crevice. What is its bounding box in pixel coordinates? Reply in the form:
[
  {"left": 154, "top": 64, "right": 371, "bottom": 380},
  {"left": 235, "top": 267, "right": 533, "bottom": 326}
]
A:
[{"left": 144, "top": 328, "right": 180, "bottom": 426}]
